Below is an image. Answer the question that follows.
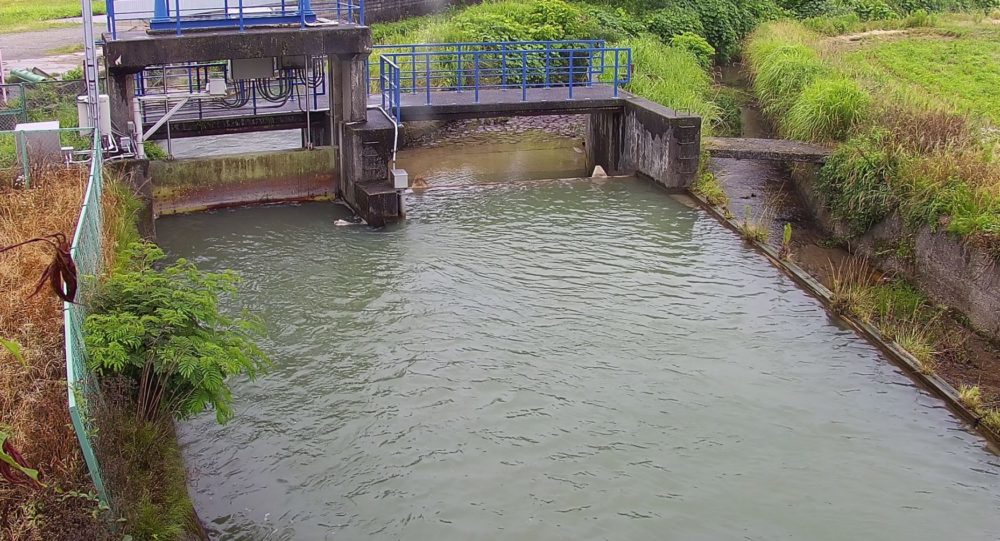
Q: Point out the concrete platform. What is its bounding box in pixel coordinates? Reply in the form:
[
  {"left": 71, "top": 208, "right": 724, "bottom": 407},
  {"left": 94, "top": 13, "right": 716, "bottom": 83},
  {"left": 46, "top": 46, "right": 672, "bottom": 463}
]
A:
[
  {"left": 377, "top": 86, "right": 627, "bottom": 122},
  {"left": 105, "top": 25, "right": 372, "bottom": 72},
  {"left": 704, "top": 137, "right": 832, "bottom": 163}
]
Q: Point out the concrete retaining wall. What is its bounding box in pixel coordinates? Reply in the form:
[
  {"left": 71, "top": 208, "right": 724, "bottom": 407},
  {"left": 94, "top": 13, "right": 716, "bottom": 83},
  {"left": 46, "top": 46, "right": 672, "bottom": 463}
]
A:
[
  {"left": 792, "top": 166, "right": 1000, "bottom": 341},
  {"left": 586, "top": 99, "right": 701, "bottom": 189},
  {"left": 150, "top": 148, "right": 336, "bottom": 216},
  {"left": 364, "top": 0, "right": 482, "bottom": 22}
]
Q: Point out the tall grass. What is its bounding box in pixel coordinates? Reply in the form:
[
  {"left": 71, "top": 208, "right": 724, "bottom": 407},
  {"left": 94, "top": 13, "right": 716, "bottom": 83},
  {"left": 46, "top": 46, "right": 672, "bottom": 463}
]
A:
[
  {"left": 0, "top": 167, "right": 112, "bottom": 539},
  {"left": 783, "top": 77, "right": 870, "bottom": 142},
  {"left": 620, "top": 35, "right": 721, "bottom": 131}
]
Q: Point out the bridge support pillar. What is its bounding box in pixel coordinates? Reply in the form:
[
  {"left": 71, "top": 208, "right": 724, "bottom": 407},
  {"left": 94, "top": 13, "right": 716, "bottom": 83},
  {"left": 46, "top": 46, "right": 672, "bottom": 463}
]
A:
[
  {"left": 586, "top": 99, "right": 701, "bottom": 190},
  {"left": 108, "top": 71, "right": 137, "bottom": 142},
  {"left": 340, "top": 110, "right": 400, "bottom": 227}
]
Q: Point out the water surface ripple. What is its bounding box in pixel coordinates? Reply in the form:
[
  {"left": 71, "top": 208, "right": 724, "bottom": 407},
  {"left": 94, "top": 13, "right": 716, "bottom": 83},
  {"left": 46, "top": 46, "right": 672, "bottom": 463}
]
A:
[{"left": 157, "top": 179, "right": 1000, "bottom": 540}]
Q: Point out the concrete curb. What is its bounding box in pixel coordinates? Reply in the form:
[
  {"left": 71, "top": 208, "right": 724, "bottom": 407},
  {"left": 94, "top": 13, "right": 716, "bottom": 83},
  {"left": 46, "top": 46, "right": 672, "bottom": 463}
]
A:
[{"left": 689, "top": 191, "right": 1000, "bottom": 453}]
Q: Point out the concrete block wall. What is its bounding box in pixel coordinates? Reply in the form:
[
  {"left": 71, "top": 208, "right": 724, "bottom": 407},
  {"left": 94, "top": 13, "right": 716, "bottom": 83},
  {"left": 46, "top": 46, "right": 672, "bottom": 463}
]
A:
[{"left": 586, "top": 99, "right": 701, "bottom": 190}]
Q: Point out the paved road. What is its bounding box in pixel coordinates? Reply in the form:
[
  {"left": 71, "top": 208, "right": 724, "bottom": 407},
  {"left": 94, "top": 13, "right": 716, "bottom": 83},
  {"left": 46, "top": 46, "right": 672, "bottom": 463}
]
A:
[{"left": 0, "top": 20, "right": 108, "bottom": 76}]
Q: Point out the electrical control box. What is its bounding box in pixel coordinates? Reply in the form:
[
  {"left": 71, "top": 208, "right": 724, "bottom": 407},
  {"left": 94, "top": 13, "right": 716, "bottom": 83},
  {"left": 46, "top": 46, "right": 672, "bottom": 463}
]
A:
[
  {"left": 14, "top": 121, "right": 62, "bottom": 169},
  {"left": 231, "top": 57, "right": 275, "bottom": 80},
  {"left": 279, "top": 56, "right": 307, "bottom": 70},
  {"left": 392, "top": 169, "right": 409, "bottom": 190}
]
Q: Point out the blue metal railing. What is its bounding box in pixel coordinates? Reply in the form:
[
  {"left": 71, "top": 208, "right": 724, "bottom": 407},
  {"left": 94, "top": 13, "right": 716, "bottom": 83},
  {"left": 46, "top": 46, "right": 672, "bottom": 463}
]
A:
[
  {"left": 379, "top": 57, "right": 401, "bottom": 122},
  {"left": 372, "top": 42, "right": 632, "bottom": 121},
  {"left": 106, "top": 0, "right": 365, "bottom": 39}
]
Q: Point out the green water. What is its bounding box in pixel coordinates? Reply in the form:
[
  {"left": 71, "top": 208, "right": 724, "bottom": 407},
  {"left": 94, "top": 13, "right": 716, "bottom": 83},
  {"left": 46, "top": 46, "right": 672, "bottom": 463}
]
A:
[{"left": 158, "top": 158, "right": 1000, "bottom": 540}]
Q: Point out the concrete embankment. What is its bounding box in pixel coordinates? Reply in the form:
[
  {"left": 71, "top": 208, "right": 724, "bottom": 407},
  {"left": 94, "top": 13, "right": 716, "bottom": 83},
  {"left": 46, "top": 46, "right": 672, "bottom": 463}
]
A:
[
  {"left": 149, "top": 148, "right": 337, "bottom": 216},
  {"left": 792, "top": 166, "right": 1000, "bottom": 341}
]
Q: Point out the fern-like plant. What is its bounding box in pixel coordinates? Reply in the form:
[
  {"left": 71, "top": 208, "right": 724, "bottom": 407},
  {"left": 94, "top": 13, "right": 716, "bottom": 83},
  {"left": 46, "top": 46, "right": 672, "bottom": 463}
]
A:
[{"left": 84, "top": 243, "right": 270, "bottom": 424}]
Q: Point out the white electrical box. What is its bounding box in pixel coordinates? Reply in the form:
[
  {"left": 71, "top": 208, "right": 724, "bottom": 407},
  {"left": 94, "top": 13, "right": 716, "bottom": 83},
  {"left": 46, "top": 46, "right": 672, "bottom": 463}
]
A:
[
  {"left": 76, "top": 94, "right": 112, "bottom": 135},
  {"left": 207, "top": 77, "right": 228, "bottom": 96},
  {"left": 392, "top": 169, "right": 409, "bottom": 190},
  {"left": 14, "top": 121, "right": 63, "bottom": 169},
  {"left": 231, "top": 57, "right": 275, "bottom": 80}
]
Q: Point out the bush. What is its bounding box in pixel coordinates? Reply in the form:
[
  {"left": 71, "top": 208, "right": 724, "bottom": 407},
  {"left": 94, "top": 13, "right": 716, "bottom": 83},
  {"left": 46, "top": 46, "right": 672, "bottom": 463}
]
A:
[
  {"left": 646, "top": 6, "right": 705, "bottom": 42},
  {"left": 783, "top": 76, "right": 871, "bottom": 141},
  {"left": 581, "top": 6, "right": 647, "bottom": 41},
  {"left": 844, "top": 0, "right": 900, "bottom": 20},
  {"left": 817, "top": 130, "right": 902, "bottom": 235},
  {"left": 803, "top": 12, "right": 863, "bottom": 34},
  {"left": 670, "top": 32, "right": 716, "bottom": 68},
  {"left": 85, "top": 243, "right": 270, "bottom": 424}
]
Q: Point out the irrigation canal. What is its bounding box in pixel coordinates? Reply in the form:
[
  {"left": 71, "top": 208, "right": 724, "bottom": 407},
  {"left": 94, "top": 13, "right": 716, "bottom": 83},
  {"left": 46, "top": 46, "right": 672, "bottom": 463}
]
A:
[{"left": 157, "top": 136, "right": 1000, "bottom": 539}]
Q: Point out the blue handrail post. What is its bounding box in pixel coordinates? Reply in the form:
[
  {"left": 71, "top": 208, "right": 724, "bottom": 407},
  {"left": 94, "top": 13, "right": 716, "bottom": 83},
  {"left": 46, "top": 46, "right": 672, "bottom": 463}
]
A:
[
  {"left": 282, "top": 0, "right": 287, "bottom": 16},
  {"left": 239, "top": 0, "right": 245, "bottom": 32},
  {"left": 501, "top": 44, "right": 507, "bottom": 89},
  {"left": 360, "top": 0, "right": 366, "bottom": 25},
  {"left": 568, "top": 49, "right": 574, "bottom": 99},
  {"left": 544, "top": 44, "right": 551, "bottom": 88},
  {"left": 474, "top": 52, "right": 480, "bottom": 103},
  {"left": 425, "top": 53, "right": 432, "bottom": 105},
  {"left": 411, "top": 45, "right": 417, "bottom": 94},
  {"left": 380, "top": 59, "right": 386, "bottom": 109},
  {"left": 613, "top": 50, "right": 619, "bottom": 97},
  {"left": 394, "top": 68, "right": 400, "bottom": 121},
  {"left": 521, "top": 51, "right": 527, "bottom": 101},
  {"left": 107, "top": 0, "right": 117, "bottom": 40},
  {"left": 456, "top": 45, "right": 463, "bottom": 92},
  {"left": 174, "top": 0, "right": 181, "bottom": 35},
  {"left": 337, "top": 0, "right": 342, "bottom": 21}
]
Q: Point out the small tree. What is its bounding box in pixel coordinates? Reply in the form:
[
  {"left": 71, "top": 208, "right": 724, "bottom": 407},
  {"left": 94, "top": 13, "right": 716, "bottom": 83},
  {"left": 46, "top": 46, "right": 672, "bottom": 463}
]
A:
[{"left": 85, "top": 243, "right": 269, "bottom": 424}]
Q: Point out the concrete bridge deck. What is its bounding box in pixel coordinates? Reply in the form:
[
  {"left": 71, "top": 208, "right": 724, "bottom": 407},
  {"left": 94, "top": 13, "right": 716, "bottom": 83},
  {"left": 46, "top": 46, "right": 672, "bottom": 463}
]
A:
[
  {"left": 142, "top": 86, "right": 630, "bottom": 139},
  {"left": 704, "top": 137, "right": 832, "bottom": 163}
]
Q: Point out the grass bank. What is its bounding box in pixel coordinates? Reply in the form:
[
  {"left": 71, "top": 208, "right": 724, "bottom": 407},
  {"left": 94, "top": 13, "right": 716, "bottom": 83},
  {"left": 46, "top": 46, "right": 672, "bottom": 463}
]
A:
[
  {"left": 0, "top": 0, "right": 105, "bottom": 34},
  {"left": 741, "top": 14, "right": 1000, "bottom": 431},
  {"left": 746, "top": 16, "right": 1000, "bottom": 249}
]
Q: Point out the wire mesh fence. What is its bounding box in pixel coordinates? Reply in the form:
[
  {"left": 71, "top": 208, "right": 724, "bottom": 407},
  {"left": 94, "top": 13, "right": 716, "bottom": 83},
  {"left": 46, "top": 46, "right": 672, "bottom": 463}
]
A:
[{"left": 64, "top": 129, "right": 109, "bottom": 503}]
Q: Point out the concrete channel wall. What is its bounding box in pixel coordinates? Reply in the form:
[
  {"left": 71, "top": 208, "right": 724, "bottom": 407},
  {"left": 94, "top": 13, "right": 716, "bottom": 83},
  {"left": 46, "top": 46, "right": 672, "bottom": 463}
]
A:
[
  {"left": 149, "top": 148, "right": 337, "bottom": 216},
  {"left": 793, "top": 167, "right": 1000, "bottom": 341},
  {"left": 587, "top": 99, "right": 701, "bottom": 190}
]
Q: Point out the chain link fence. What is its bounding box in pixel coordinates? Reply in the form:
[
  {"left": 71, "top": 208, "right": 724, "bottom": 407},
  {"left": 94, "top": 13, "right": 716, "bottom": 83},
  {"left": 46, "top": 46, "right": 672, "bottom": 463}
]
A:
[{"left": 64, "top": 129, "right": 109, "bottom": 503}]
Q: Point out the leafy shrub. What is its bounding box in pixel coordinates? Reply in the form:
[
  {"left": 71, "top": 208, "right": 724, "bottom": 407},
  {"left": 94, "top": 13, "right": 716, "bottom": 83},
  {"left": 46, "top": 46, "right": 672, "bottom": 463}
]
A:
[
  {"left": 581, "top": 6, "right": 647, "bottom": 41},
  {"left": 646, "top": 6, "right": 705, "bottom": 41},
  {"left": 85, "top": 243, "right": 270, "bottom": 424},
  {"left": 802, "top": 12, "right": 863, "bottom": 34},
  {"left": 783, "top": 76, "right": 871, "bottom": 141},
  {"left": 778, "top": 0, "right": 845, "bottom": 17},
  {"left": 670, "top": 32, "right": 716, "bottom": 68},
  {"left": 844, "top": 0, "right": 900, "bottom": 20},
  {"left": 817, "top": 130, "right": 901, "bottom": 235}
]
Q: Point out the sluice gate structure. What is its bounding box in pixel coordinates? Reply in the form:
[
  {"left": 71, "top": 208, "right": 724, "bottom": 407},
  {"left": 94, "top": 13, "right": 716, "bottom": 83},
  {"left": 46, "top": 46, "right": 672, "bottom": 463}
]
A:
[{"left": 102, "top": 0, "right": 702, "bottom": 225}]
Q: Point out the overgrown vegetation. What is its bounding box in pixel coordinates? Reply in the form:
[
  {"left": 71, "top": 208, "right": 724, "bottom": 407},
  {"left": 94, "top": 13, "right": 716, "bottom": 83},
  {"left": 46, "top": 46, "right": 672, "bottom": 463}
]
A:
[
  {"left": 746, "top": 18, "right": 1000, "bottom": 253},
  {"left": 86, "top": 243, "right": 270, "bottom": 424},
  {"left": 1, "top": 167, "right": 111, "bottom": 540}
]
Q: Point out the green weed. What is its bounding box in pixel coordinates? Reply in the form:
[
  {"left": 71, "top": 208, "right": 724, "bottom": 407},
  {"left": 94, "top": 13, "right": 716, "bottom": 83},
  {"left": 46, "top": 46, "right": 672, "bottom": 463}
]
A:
[
  {"left": 737, "top": 205, "right": 774, "bottom": 243},
  {"left": 959, "top": 384, "right": 983, "bottom": 410},
  {"left": 693, "top": 170, "right": 729, "bottom": 207},
  {"left": 783, "top": 76, "right": 871, "bottom": 142}
]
